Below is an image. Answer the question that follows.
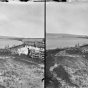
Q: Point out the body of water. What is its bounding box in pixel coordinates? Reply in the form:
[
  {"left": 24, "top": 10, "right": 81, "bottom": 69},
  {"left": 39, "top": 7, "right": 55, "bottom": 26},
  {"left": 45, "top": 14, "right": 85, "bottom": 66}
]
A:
[
  {"left": 0, "top": 39, "right": 22, "bottom": 49},
  {"left": 46, "top": 37, "right": 88, "bottom": 49}
]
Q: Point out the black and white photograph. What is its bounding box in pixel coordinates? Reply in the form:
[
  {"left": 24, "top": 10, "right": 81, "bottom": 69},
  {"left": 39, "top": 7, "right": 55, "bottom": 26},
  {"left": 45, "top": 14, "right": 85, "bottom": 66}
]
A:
[
  {"left": 0, "top": 2, "right": 44, "bottom": 88},
  {"left": 46, "top": 0, "right": 87, "bottom": 2},
  {"left": 46, "top": 2, "right": 88, "bottom": 88},
  {"left": 0, "top": 0, "right": 45, "bottom": 2}
]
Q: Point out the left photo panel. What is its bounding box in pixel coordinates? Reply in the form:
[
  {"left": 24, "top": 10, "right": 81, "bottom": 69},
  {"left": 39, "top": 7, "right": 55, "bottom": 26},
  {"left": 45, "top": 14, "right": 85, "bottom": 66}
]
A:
[{"left": 0, "top": 2, "right": 44, "bottom": 88}]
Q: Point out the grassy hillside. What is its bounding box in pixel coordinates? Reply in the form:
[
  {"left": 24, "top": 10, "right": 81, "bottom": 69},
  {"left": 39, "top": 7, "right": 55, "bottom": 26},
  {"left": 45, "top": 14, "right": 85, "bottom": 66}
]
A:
[{"left": 46, "top": 45, "right": 88, "bottom": 88}]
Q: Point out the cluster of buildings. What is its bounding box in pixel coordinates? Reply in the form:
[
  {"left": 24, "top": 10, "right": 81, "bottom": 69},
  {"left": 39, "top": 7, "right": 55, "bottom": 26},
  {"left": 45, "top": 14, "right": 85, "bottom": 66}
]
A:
[
  {"left": 7, "top": 39, "right": 44, "bottom": 60},
  {"left": 80, "top": 45, "right": 88, "bottom": 53}
]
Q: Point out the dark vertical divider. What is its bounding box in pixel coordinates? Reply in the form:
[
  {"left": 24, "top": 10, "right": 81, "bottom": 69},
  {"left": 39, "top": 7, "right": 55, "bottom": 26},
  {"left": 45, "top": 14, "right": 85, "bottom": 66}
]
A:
[{"left": 44, "top": 0, "right": 46, "bottom": 88}]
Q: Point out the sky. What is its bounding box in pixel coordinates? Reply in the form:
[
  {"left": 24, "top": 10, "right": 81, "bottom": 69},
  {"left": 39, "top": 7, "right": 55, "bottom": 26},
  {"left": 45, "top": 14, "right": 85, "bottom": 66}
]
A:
[
  {"left": 46, "top": 2, "right": 88, "bottom": 36},
  {"left": 0, "top": 2, "right": 44, "bottom": 38}
]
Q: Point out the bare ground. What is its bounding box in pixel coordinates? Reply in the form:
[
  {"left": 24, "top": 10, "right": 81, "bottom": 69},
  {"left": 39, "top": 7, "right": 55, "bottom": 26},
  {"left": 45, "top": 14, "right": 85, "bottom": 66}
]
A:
[{"left": 0, "top": 55, "right": 44, "bottom": 88}]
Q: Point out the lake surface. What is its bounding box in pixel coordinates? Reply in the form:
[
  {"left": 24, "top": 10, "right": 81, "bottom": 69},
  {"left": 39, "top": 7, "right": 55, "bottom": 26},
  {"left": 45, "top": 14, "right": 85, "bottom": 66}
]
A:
[
  {"left": 46, "top": 37, "right": 88, "bottom": 49},
  {"left": 0, "top": 39, "right": 22, "bottom": 49}
]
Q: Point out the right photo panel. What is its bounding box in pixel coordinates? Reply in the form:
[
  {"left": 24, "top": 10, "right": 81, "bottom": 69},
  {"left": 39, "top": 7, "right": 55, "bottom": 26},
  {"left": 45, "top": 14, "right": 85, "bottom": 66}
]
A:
[{"left": 46, "top": 2, "right": 88, "bottom": 88}]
